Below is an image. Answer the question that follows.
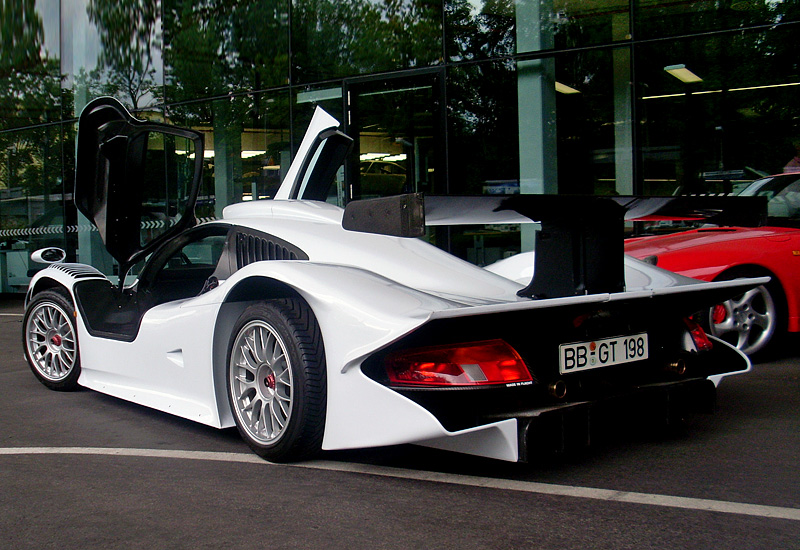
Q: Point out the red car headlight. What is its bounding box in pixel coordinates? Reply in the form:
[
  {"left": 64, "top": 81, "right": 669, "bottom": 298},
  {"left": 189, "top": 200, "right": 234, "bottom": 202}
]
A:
[{"left": 384, "top": 339, "right": 532, "bottom": 388}]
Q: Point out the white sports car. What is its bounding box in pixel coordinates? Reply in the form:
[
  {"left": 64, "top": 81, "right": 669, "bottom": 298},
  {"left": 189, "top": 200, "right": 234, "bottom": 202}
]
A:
[{"left": 22, "top": 98, "right": 764, "bottom": 462}]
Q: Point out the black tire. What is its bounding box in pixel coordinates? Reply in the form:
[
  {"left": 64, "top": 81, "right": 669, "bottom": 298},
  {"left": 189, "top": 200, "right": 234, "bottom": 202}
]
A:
[
  {"left": 705, "top": 270, "right": 784, "bottom": 357},
  {"left": 22, "top": 288, "right": 81, "bottom": 391},
  {"left": 226, "top": 297, "right": 326, "bottom": 462}
]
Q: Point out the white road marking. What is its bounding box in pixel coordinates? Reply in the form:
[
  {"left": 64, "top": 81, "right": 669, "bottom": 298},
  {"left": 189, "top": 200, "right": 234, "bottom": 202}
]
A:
[
  {"left": 1, "top": 446, "right": 799, "bottom": 521},
  {"left": 0, "top": 313, "right": 22, "bottom": 317}
]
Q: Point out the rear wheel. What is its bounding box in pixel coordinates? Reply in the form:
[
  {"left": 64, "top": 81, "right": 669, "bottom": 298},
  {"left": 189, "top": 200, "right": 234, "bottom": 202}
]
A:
[
  {"left": 23, "top": 289, "right": 81, "bottom": 391},
  {"left": 705, "top": 273, "right": 781, "bottom": 356},
  {"left": 227, "top": 298, "right": 326, "bottom": 462}
]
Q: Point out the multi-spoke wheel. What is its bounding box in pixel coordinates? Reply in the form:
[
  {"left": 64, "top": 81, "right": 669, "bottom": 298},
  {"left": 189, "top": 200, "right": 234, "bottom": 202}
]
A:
[
  {"left": 227, "top": 297, "right": 326, "bottom": 462},
  {"left": 23, "top": 289, "right": 81, "bottom": 391},
  {"left": 706, "top": 280, "right": 779, "bottom": 357}
]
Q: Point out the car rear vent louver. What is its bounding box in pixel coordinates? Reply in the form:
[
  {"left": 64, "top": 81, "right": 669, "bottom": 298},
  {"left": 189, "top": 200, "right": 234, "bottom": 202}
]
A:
[
  {"left": 235, "top": 232, "right": 307, "bottom": 269},
  {"left": 51, "top": 263, "right": 106, "bottom": 279}
]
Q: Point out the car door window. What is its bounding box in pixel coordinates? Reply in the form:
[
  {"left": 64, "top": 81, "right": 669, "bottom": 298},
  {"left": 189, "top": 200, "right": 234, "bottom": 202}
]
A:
[{"left": 141, "top": 228, "right": 230, "bottom": 304}]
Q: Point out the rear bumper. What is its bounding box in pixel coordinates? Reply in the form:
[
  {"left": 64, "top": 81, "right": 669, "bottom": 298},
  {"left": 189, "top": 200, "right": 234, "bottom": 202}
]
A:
[{"left": 513, "top": 377, "right": 715, "bottom": 462}]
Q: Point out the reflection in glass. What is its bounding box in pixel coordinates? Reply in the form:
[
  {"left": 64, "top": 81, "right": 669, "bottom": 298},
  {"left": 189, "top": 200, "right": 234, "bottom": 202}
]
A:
[
  {"left": 347, "top": 75, "right": 441, "bottom": 201},
  {"left": 167, "top": 91, "right": 291, "bottom": 219},
  {"left": 636, "top": 0, "right": 799, "bottom": 40},
  {"left": 445, "top": 0, "right": 630, "bottom": 61},
  {"left": 636, "top": 27, "right": 800, "bottom": 196},
  {"left": 292, "top": 0, "right": 442, "bottom": 83},
  {"left": 86, "top": 0, "right": 162, "bottom": 109},
  {"left": 445, "top": 0, "right": 516, "bottom": 61},
  {"left": 446, "top": 62, "right": 520, "bottom": 263},
  {"left": 163, "top": 0, "right": 290, "bottom": 104},
  {"left": 63, "top": 0, "right": 163, "bottom": 113},
  {"left": 139, "top": 132, "right": 199, "bottom": 246},
  {"left": 0, "top": 124, "right": 74, "bottom": 291},
  {"left": 0, "top": 0, "right": 61, "bottom": 131},
  {"left": 447, "top": 62, "right": 519, "bottom": 195}
]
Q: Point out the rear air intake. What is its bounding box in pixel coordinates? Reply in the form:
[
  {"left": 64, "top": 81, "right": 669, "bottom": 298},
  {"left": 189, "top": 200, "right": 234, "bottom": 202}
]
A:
[{"left": 235, "top": 231, "right": 308, "bottom": 269}]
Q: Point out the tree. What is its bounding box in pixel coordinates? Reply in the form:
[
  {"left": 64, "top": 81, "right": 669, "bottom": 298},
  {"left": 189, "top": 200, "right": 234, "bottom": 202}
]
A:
[{"left": 87, "top": 0, "right": 160, "bottom": 110}]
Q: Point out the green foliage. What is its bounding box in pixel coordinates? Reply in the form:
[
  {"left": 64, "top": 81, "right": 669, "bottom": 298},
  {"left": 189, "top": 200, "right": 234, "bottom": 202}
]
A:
[{"left": 87, "top": 0, "right": 160, "bottom": 109}]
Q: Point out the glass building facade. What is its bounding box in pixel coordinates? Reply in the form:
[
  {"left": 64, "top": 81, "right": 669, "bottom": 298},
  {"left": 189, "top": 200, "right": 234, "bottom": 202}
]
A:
[{"left": 0, "top": 0, "right": 798, "bottom": 290}]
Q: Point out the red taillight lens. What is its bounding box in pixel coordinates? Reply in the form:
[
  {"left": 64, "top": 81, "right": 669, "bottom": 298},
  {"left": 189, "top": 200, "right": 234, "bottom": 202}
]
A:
[
  {"left": 684, "top": 317, "right": 713, "bottom": 352},
  {"left": 385, "top": 339, "right": 532, "bottom": 387}
]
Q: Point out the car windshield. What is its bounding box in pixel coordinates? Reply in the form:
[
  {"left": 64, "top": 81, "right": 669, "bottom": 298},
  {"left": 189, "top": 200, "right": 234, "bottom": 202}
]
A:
[{"left": 738, "top": 174, "right": 800, "bottom": 220}]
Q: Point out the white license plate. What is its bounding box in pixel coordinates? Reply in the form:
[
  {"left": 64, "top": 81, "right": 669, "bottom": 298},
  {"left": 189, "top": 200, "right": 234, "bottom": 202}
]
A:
[{"left": 559, "top": 333, "right": 648, "bottom": 374}]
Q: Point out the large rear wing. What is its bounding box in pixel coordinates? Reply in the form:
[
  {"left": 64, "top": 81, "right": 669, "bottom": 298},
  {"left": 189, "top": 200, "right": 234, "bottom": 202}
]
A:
[{"left": 342, "top": 193, "right": 767, "bottom": 300}]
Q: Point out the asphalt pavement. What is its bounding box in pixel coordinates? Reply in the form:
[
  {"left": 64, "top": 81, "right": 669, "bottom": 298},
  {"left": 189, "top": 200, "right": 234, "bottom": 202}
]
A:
[{"left": 1, "top": 294, "right": 798, "bottom": 549}]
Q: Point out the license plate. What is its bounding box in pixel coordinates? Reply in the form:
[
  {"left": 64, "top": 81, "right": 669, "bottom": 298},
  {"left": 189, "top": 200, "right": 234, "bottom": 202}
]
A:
[{"left": 559, "top": 333, "right": 648, "bottom": 374}]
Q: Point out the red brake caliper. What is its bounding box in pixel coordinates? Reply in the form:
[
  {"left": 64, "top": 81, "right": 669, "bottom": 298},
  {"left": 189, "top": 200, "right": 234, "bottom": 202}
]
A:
[{"left": 712, "top": 304, "right": 727, "bottom": 325}]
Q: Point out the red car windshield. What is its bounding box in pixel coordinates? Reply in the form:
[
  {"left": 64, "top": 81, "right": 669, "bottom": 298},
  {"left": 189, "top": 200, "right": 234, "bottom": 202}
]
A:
[{"left": 738, "top": 174, "right": 800, "bottom": 222}]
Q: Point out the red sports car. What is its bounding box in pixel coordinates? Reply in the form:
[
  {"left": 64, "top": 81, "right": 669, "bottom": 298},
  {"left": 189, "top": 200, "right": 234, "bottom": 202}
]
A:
[{"left": 625, "top": 172, "right": 800, "bottom": 355}]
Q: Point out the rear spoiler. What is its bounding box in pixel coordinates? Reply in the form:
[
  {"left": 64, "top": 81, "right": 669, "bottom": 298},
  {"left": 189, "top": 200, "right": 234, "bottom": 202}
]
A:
[{"left": 342, "top": 193, "right": 767, "bottom": 300}]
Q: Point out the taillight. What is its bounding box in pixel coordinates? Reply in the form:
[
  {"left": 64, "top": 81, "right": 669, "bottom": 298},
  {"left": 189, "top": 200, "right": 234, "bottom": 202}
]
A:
[
  {"left": 384, "top": 339, "right": 532, "bottom": 388},
  {"left": 684, "top": 317, "right": 713, "bottom": 352}
]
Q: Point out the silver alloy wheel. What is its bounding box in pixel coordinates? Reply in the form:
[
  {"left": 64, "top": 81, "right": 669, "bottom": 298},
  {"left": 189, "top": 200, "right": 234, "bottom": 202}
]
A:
[
  {"left": 707, "top": 284, "right": 776, "bottom": 356},
  {"left": 25, "top": 300, "right": 77, "bottom": 381},
  {"left": 229, "top": 320, "right": 294, "bottom": 445}
]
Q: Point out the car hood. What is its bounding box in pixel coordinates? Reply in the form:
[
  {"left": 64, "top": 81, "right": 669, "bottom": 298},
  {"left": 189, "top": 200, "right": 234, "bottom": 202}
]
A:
[{"left": 624, "top": 226, "right": 799, "bottom": 257}]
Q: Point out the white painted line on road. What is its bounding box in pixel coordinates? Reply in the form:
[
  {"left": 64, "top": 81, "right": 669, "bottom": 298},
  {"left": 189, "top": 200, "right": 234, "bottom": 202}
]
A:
[
  {"left": 304, "top": 459, "right": 800, "bottom": 522},
  {"left": 2, "top": 445, "right": 799, "bottom": 521},
  {"left": 0, "top": 446, "right": 264, "bottom": 464},
  {"left": 0, "top": 313, "right": 22, "bottom": 316}
]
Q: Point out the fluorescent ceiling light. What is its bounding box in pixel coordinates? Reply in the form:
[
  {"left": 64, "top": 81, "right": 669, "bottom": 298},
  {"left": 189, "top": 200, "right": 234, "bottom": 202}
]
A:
[
  {"left": 187, "top": 151, "right": 215, "bottom": 159},
  {"left": 643, "top": 81, "right": 800, "bottom": 100},
  {"left": 359, "top": 152, "right": 389, "bottom": 161},
  {"left": 555, "top": 81, "right": 580, "bottom": 94},
  {"left": 729, "top": 81, "right": 800, "bottom": 92},
  {"left": 641, "top": 93, "right": 685, "bottom": 100},
  {"left": 664, "top": 64, "right": 703, "bottom": 83}
]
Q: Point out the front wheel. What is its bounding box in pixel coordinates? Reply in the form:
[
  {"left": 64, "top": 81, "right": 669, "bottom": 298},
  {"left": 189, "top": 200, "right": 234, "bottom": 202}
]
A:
[
  {"left": 706, "top": 282, "right": 779, "bottom": 356},
  {"left": 227, "top": 298, "right": 326, "bottom": 462},
  {"left": 23, "top": 288, "right": 81, "bottom": 391}
]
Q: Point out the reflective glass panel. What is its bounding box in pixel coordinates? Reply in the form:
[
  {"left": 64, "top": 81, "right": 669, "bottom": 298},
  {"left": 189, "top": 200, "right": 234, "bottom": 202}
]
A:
[
  {"left": 346, "top": 73, "right": 442, "bottom": 201},
  {"left": 139, "top": 131, "right": 200, "bottom": 246},
  {"left": 0, "top": 124, "right": 74, "bottom": 291},
  {"left": 445, "top": 0, "right": 630, "bottom": 61},
  {"left": 167, "top": 91, "right": 291, "bottom": 219},
  {"left": 636, "top": 0, "right": 799, "bottom": 40},
  {"left": 636, "top": 27, "right": 800, "bottom": 195},
  {"left": 63, "top": 0, "right": 163, "bottom": 114},
  {"left": 292, "top": 0, "right": 443, "bottom": 83},
  {"left": 447, "top": 62, "right": 519, "bottom": 195},
  {"left": 0, "top": 0, "right": 61, "bottom": 130},
  {"left": 446, "top": 60, "right": 520, "bottom": 263},
  {"left": 163, "top": 0, "right": 290, "bottom": 102}
]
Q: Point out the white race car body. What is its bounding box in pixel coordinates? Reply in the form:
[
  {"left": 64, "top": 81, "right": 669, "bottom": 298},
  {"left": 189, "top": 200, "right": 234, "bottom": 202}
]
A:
[{"left": 23, "top": 99, "right": 763, "bottom": 462}]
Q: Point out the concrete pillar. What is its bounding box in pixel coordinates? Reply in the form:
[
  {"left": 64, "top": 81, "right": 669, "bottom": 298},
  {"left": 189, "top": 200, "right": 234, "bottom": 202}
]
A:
[
  {"left": 516, "top": 0, "right": 557, "bottom": 252},
  {"left": 612, "top": 13, "right": 633, "bottom": 195}
]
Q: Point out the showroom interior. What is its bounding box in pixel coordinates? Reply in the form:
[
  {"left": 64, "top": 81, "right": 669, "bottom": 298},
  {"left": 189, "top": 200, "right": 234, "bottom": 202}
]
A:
[{"left": 0, "top": 0, "right": 798, "bottom": 291}]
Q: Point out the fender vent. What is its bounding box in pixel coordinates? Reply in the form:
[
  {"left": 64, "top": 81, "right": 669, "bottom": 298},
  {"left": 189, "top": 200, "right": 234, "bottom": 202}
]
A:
[
  {"left": 235, "top": 231, "right": 308, "bottom": 269},
  {"left": 51, "top": 263, "right": 106, "bottom": 279}
]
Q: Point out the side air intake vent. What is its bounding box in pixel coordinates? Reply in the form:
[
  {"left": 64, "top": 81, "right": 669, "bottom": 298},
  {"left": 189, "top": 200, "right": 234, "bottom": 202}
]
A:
[{"left": 235, "top": 231, "right": 308, "bottom": 269}]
